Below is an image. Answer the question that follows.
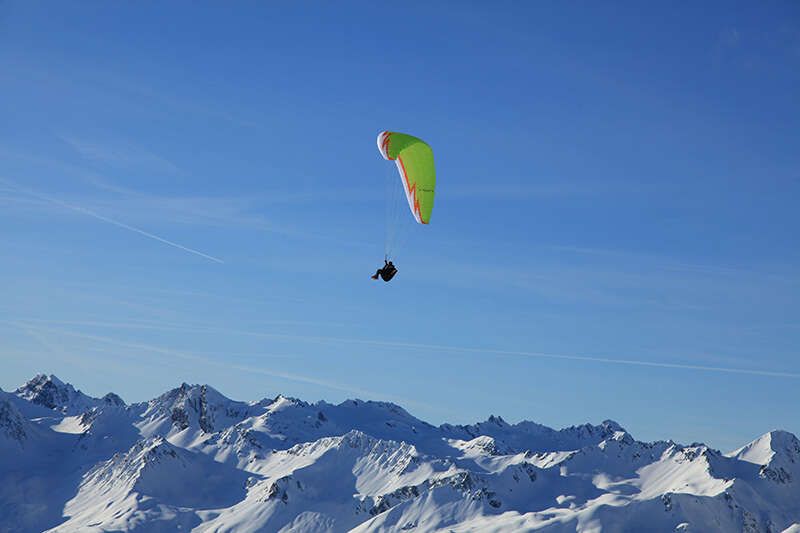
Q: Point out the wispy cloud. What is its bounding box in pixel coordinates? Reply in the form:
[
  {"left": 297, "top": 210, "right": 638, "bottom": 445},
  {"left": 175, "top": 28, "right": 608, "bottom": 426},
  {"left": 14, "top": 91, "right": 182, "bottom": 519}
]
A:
[
  {"left": 13, "top": 317, "right": 353, "bottom": 334},
  {"left": 22, "top": 318, "right": 794, "bottom": 381},
  {"left": 0, "top": 177, "right": 225, "bottom": 263},
  {"left": 550, "top": 244, "right": 799, "bottom": 284},
  {"left": 59, "top": 135, "right": 183, "bottom": 175},
  {"left": 5, "top": 322, "right": 437, "bottom": 411},
  {"left": 409, "top": 242, "right": 799, "bottom": 317},
  {"left": 9, "top": 324, "right": 131, "bottom": 376},
  {"left": 4, "top": 61, "right": 258, "bottom": 130},
  {"left": 239, "top": 332, "right": 800, "bottom": 380},
  {"left": 0, "top": 144, "right": 373, "bottom": 249}
]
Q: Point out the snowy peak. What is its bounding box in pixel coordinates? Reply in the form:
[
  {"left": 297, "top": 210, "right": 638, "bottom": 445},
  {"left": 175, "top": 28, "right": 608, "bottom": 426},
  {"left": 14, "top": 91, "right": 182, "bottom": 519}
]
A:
[
  {"left": 91, "top": 436, "right": 181, "bottom": 486},
  {"left": 137, "top": 382, "right": 253, "bottom": 436},
  {"left": 730, "top": 430, "right": 800, "bottom": 485},
  {"left": 14, "top": 374, "right": 101, "bottom": 415},
  {"left": 280, "top": 430, "right": 413, "bottom": 471},
  {"left": 561, "top": 419, "right": 626, "bottom": 442},
  {"left": 2, "top": 374, "right": 798, "bottom": 533},
  {"left": 265, "top": 394, "right": 308, "bottom": 412},
  {"left": 452, "top": 435, "right": 515, "bottom": 457},
  {"left": 78, "top": 435, "right": 248, "bottom": 510},
  {"left": 441, "top": 416, "right": 631, "bottom": 455},
  {"left": 337, "top": 398, "right": 418, "bottom": 419},
  {"left": 731, "top": 430, "right": 800, "bottom": 466},
  {"left": 768, "top": 431, "right": 800, "bottom": 470},
  {"left": 230, "top": 395, "right": 437, "bottom": 452},
  {"left": 101, "top": 392, "right": 125, "bottom": 407}
]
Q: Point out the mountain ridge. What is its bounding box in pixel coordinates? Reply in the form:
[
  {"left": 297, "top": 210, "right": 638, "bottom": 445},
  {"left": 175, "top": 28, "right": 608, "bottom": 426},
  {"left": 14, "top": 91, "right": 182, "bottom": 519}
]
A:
[{"left": 1, "top": 373, "right": 797, "bottom": 533}]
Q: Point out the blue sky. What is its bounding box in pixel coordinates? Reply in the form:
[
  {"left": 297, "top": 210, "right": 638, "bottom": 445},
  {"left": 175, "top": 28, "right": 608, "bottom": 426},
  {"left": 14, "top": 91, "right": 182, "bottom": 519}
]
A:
[{"left": 1, "top": 2, "right": 798, "bottom": 451}]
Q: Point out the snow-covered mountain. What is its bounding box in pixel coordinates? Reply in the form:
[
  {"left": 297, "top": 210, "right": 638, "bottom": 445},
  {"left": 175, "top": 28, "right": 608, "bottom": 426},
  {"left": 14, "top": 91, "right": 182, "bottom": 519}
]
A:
[
  {"left": 0, "top": 375, "right": 797, "bottom": 532},
  {"left": 13, "top": 374, "right": 120, "bottom": 416}
]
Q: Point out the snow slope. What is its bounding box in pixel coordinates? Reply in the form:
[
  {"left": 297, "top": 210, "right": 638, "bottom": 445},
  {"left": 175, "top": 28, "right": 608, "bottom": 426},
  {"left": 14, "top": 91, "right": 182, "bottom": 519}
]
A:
[{"left": 0, "top": 374, "right": 796, "bottom": 532}]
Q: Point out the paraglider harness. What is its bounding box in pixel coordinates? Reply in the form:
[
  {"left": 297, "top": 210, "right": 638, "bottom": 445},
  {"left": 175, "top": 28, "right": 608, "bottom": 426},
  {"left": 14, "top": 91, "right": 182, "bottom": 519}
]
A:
[{"left": 372, "top": 258, "right": 398, "bottom": 282}]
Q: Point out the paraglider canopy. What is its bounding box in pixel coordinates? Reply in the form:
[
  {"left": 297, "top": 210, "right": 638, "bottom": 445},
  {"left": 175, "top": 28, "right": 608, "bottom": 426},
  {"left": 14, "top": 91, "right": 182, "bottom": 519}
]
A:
[{"left": 377, "top": 131, "right": 436, "bottom": 225}]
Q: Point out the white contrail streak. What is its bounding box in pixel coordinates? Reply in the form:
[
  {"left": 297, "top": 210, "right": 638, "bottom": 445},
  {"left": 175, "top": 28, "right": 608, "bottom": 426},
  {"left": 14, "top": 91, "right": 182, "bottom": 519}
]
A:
[
  {"left": 6, "top": 318, "right": 796, "bottom": 380},
  {"left": 60, "top": 203, "right": 225, "bottom": 264},
  {"left": 0, "top": 178, "right": 224, "bottom": 264},
  {"left": 4, "top": 322, "right": 440, "bottom": 412},
  {"left": 115, "top": 324, "right": 798, "bottom": 380},
  {"left": 259, "top": 334, "right": 800, "bottom": 379}
]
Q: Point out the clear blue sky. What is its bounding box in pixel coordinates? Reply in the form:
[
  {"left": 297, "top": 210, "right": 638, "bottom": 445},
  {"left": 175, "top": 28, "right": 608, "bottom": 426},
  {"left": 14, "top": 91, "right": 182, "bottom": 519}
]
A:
[{"left": 1, "top": 2, "right": 798, "bottom": 451}]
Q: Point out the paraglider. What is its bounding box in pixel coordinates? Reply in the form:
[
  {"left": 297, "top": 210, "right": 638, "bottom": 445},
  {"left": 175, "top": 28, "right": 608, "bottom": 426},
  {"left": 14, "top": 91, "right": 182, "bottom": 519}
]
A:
[
  {"left": 373, "top": 131, "right": 436, "bottom": 282},
  {"left": 371, "top": 259, "right": 398, "bottom": 282}
]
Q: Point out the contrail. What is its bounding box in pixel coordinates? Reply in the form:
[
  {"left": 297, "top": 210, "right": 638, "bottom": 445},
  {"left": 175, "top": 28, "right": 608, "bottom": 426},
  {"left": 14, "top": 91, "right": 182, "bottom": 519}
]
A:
[
  {"left": 107, "top": 324, "right": 798, "bottom": 380},
  {"left": 0, "top": 178, "right": 224, "bottom": 264},
  {"left": 8, "top": 317, "right": 796, "bottom": 380},
  {"left": 4, "top": 322, "right": 441, "bottom": 412},
  {"left": 253, "top": 333, "right": 800, "bottom": 379}
]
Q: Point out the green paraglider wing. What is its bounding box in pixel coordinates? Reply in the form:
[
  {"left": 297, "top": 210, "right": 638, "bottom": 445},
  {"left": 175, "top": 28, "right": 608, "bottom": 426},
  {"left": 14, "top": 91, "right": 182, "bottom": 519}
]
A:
[{"left": 377, "top": 131, "right": 435, "bottom": 224}]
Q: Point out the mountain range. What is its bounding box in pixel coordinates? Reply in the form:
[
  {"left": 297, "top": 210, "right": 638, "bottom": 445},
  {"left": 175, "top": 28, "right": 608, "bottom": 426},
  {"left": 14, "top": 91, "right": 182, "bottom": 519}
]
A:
[{"left": 0, "top": 374, "right": 798, "bottom": 532}]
